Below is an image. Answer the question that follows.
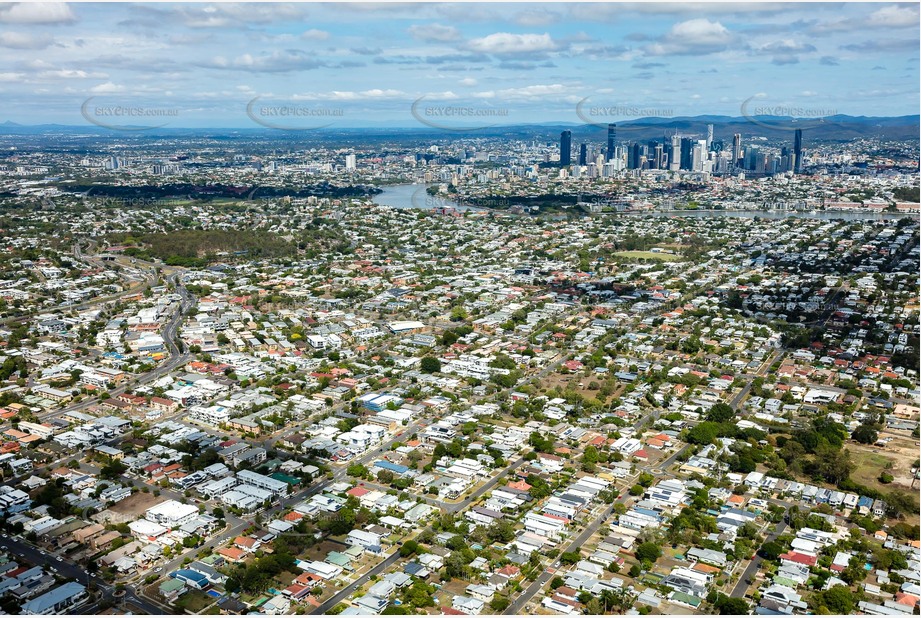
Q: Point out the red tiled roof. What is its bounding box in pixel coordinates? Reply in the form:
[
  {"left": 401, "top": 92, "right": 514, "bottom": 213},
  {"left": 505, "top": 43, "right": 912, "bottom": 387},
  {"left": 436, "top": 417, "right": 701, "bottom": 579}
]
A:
[{"left": 779, "top": 551, "right": 817, "bottom": 566}]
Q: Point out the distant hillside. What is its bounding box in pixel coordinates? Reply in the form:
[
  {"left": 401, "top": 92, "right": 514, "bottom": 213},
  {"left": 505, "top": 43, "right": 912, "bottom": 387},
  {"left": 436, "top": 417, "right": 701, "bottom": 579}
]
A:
[{"left": 0, "top": 114, "right": 917, "bottom": 142}]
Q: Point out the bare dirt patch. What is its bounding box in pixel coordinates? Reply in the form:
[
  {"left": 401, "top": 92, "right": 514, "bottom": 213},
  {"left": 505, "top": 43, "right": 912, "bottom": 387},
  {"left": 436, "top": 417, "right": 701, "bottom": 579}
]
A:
[{"left": 109, "top": 491, "right": 166, "bottom": 517}]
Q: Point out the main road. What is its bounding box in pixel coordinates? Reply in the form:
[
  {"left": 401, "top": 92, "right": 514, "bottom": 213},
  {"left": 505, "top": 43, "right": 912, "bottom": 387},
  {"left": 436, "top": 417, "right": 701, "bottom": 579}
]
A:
[
  {"left": 35, "top": 272, "right": 193, "bottom": 423},
  {"left": 730, "top": 519, "right": 788, "bottom": 598},
  {"left": 0, "top": 532, "right": 169, "bottom": 614},
  {"left": 503, "top": 470, "right": 644, "bottom": 615}
]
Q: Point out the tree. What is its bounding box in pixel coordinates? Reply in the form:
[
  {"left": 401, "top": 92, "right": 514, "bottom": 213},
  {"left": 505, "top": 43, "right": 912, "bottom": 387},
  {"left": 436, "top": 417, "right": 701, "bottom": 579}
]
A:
[
  {"left": 582, "top": 445, "right": 599, "bottom": 472},
  {"left": 420, "top": 357, "right": 441, "bottom": 373},
  {"left": 100, "top": 459, "right": 127, "bottom": 480},
  {"left": 759, "top": 541, "right": 783, "bottom": 561},
  {"left": 403, "top": 580, "right": 435, "bottom": 608},
  {"left": 346, "top": 464, "right": 368, "bottom": 478},
  {"left": 812, "top": 585, "right": 854, "bottom": 614},
  {"left": 851, "top": 424, "right": 878, "bottom": 444},
  {"left": 686, "top": 422, "right": 719, "bottom": 445},
  {"left": 706, "top": 403, "right": 735, "bottom": 423},
  {"left": 634, "top": 542, "right": 662, "bottom": 564},
  {"left": 559, "top": 552, "right": 581, "bottom": 565},
  {"left": 487, "top": 519, "right": 515, "bottom": 543},
  {"left": 714, "top": 596, "right": 749, "bottom": 615},
  {"left": 399, "top": 540, "right": 420, "bottom": 557}
]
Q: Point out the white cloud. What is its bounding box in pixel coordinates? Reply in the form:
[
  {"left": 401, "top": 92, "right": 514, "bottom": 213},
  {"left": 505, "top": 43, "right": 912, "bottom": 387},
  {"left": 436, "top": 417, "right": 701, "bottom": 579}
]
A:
[
  {"left": 407, "top": 23, "right": 461, "bottom": 43},
  {"left": 812, "top": 4, "right": 919, "bottom": 34},
  {"left": 301, "top": 29, "right": 329, "bottom": 41},
  {"left": 291, "top": 89, "right": 406, "bottom": 101},
  {"left": 867, "top": 4, "right": 920, "bottom": 28},
  {"left": 459, "top": 77, "right": 477, "bottom": 86},
  {"left": 0, "top": 31, "right": 53, "bottom": 49},
  {"left": 467, "top": 32, "right": 561, "bottom": 55},
  {"left": 89, "top": 82, "right": 125, "bottom": 93},
  {"left": 418, "top": 90, "right": 459, "bottom": 101},
  {"left": 38, "top": 69, "right": 107, "bottom": 79},
  {"left": 757, "top": 39, "right": 817, "bottom": 65},
  {"left": 478, "top": 83, "right": 568, "bottom": 100},
  {"left": 203, "top": 50, "right": 324, "bottom": 73},
  {"left": 0, "top": 2, "right": 75, "bottom": 24},
  {"left": 513, "top": 10, "right": 560, "bottom": 27},
  {"left": 643, "top": 19, "right": 740, "bottom": 56}
]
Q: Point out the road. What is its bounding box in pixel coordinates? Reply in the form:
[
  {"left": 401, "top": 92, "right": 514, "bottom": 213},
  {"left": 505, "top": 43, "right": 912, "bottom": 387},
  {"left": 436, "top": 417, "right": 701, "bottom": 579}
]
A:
[
  {"left": 730, "top": 349, "right": 782, "bottom": 409},
  {"left": 730, "top": 519, "right": 788, "bottom": 598},
  {"left": 35, "top": 272, "right": 193, "bottom": 423},
  {"left": 0, "top": 240, "right": 159, "bottom": 327},
  {"left": 503, "top": 469, "right": 645, "bottom": 616},
  {"left": 305, "top": 454, "right": 528, "bottom": 614},
  {"left": 13, "top": 245, "right": 195, "bottom": 612},
  {"left": 357, "top": 455, "right": 526, "bottom": 515},
  {"left": 0, "top": 532, "right": 168, "bottom": 614},
  {"left": 312, "top": 546, "right": 403, "bottom": 614}
]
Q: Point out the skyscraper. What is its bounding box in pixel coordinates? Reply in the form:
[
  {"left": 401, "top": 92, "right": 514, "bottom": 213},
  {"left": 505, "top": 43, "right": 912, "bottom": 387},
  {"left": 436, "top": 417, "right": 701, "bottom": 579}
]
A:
[
  {"left": 606, "top": 124, "right": 616, "bottom": 161},
  {"left": 732, "top": 133, "right": 742, "bottom": 167},
  {"left": 706, "top": 124, "right": 714, "bottom": 151},
  {"left": 559, "top": 131, "right": 572, "bottom": 166},
  {"left": 578, "top": 143, "right": 587, "bottom": 166},
  {"left": 793, "top": 129, "right": 803, "bottom": 174},
  {"left": 669, "top": 133, "right": 681, "bottom": 171},
  {"left": 630, "top": 143, "right": 642, "bottom": 169},
  {"left": 692, "top": 139, "right": 707, "bottom": 172},
  {"left": 680, "top": 137, "right": 693, "bottom": 170}
]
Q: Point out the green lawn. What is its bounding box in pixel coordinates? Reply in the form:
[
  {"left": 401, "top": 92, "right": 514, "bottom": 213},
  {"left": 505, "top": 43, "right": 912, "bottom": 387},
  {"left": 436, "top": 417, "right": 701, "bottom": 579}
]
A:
[
  {"left": 850, "top": 450, "right": 894, "bottom": 491},
  {"left": 175, "top": 590, "right": 215, "bottom": 613},
  {"left": 612, "top": 250, "right": 681, "bottom": 262}
]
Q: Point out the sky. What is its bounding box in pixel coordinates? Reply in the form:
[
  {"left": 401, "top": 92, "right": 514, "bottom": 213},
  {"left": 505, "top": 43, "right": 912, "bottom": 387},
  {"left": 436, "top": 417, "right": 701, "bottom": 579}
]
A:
[{"left": 0, "top": 1, "right": 918, "bottom": 129}]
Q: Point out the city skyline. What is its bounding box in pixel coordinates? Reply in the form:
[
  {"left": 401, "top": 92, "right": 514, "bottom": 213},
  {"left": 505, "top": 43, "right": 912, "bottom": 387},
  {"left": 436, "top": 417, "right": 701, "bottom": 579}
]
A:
[{"left": 0, "top": 2, "right": 918, "bottom": 128}]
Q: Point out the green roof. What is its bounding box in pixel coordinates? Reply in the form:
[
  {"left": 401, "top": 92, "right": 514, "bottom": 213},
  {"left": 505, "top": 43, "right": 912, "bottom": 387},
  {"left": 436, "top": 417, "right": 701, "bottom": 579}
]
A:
[
  {"left": 671, "top": 592, "right": 702, "bottom": 608},
  {"left": 160, "top": 579, "right": 186, "bottom": 593},
  {"left": 326, "top": 551, "right": 353, "bottom": 566},
  {"left": 269, "top": 472, "right": 301, "bottom": 485},
  {"left": 344, "top": 545, "right": 364, "bottom": 558}
]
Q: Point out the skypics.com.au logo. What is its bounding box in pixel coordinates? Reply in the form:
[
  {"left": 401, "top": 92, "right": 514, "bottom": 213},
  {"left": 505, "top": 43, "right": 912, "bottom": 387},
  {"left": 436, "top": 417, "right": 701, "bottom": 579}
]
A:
[
  {"left": 410, "top": 96, "right": 509, "bottom": 132},
  {"left": 741, "top": 94, "right": 839, "bottom": 132},
  {"left": 575, "top": 96, "right": 674, "bottom": 133},
  {"left": 246, "top": 97, "right": 345, "bottom": 131},
  {"left": 81, "top": 98, "right": 179, "bottom": 131}
]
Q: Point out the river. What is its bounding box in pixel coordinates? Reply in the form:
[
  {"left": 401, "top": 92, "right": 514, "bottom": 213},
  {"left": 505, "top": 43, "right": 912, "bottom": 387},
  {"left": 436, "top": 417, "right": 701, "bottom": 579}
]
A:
[
  {"left": 373, "top": 184, "right": 918, "bottom": 221},
  {"left": 372, "top": 183, "right": 482, "bottom": 212}
]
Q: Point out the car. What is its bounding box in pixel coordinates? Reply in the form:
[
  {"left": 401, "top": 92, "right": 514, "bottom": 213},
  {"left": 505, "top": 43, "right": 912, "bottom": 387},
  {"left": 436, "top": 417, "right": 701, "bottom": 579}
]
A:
[
  {"left": 0, "top": 546, "right": 6, "bottom": 551},
  {"left": 154, "top": 567, "right": 162, "bottom": 573},
  {"left": 56, "top": 556, "right": 63, "bottom": 562}
]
